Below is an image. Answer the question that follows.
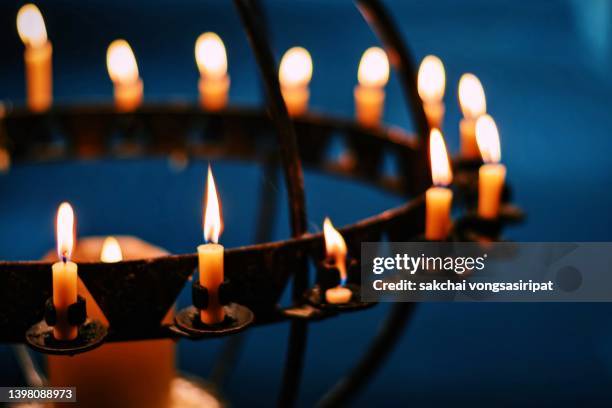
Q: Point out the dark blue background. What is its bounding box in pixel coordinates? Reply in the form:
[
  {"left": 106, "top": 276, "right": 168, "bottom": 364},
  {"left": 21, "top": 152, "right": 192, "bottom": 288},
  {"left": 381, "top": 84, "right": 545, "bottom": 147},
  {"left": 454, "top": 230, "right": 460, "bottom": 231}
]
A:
[{"left": 1, "top": 1, "right": 612, "bottom": 406}]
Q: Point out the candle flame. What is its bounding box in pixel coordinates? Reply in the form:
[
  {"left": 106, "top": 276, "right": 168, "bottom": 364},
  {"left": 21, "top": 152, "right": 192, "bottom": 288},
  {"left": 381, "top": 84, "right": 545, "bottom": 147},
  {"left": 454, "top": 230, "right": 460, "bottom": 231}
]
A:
[
  {"left": 17, "top": 4, "right": 47, "bottom": 48},
  {"left": 430, "top": 128, "right": 453, "bottom": 186},
  {"left": 323, "top": 217, "right": 347, "bottom": 285},
  {"left": 56, "top": 202, "right": 75, "bottom": 262},
  {"left": 476, "top": 114, "right": 501, "bottom": 163},
  {"left": 203, "top": 165, "right": 222, "bottom": 244},
  {"left": 101, "top": 236, "right": 123, "bottom": 263},
  {"left": 195, "top": 32, "right": 227, "bottom": 80},
  {"left": 279, "top": 47, "right": 312, "bottom": 88},
  {"left": 357, "top": 47, "right": 389, "bottom": 88},
  {"left": 458, "top": 73, "right": 486, "bottom": 119},
  {"left": 417, "top": 55, "right": 445, "bottom": 103},
  {"left": 106, "top": 39, "right": 139, "bottom": 85}
]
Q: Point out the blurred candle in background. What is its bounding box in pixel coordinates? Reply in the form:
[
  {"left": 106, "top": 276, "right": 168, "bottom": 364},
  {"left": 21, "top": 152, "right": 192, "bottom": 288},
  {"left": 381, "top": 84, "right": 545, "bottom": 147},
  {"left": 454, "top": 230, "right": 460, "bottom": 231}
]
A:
[
  {"left": 48, "top": 236, "right": 175, "bottom": 408},
  {"left": 279, "top": 47, "right": 313, "bottom": 116},
  {"left": 198, "top": 166, "right": 225, "bottom": 325},
  {"left": 52, "top": 202, "right": 78, "bottom": 341},
  {"left": 426, "top": 129, "right": 453, "bottom": 240},
  {"left": 354, "top": 47, "right": 389, "bottom": 127},
  {"left": 417, "top": 55, "right": 445, "bottom": 129},
  {"left": 323, "top": 218, "right": 352, "bottom": 304},
  {"left": 476, "top": 114, "right": 506, "bottom": 219},
  {"left": 16, "top": 3, "right": 52, "bottom": 112},
  {"left": 195, "top": 32, "right": 230, "bottom": 111},
  {"left": 458, "top": 73, "right": 487, "bottom": 158},
  {"left": 106, "top": 39, "right": 143, "bottom": 112}
]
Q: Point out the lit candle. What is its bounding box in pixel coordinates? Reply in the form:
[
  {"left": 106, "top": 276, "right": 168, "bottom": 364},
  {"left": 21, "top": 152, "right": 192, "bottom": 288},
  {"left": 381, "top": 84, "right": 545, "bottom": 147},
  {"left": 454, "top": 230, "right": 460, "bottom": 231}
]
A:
[
  {"left": 323, "top": 218, "right": 352, "bottom": 304},
  {"left": 425, "top": 129, "right": 453, "bottom": 240},
  {"left": 52, "top": 202, "right": 78, "bottom": 340},
  {"left": 279, "top": 47, "right": 313, "bottom": 117},
  {"left": 17, "top": 4, "right": 52, "bottom": 112},
  {"left": 195, "top": 32, "right": 230, "bottom": 111},
  {"left": 458, "top": 73, "right": 487, "bottom": 158},
  {"left": 476, "top": 114, "right": 506, "bottom": 219},
  {"left": 198, "top": 165, "right": 225, "bottom": 324},
  {"left": 417, "top": 55, "right": 445, "bottom": 129},
  {"left": 354, "top": 47, "right": 389, "bottom": 127},
  {"left": 106, "top": 39, "right": 143, "bottom": 112},
  {"left": 100, "top": 236, "right": 122, "bottom": 263}
]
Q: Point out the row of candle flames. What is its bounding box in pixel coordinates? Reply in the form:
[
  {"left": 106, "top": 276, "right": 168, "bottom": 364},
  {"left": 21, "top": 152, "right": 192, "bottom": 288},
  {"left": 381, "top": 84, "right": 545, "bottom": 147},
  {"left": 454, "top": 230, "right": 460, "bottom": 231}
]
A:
[{"left": 17, "top": 4, "right": 507, "bottom": 341}]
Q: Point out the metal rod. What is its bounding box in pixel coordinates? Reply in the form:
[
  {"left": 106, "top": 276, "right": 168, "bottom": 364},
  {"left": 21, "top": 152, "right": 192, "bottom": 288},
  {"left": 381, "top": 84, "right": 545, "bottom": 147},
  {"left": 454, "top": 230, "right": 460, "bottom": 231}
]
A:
[
  {"left": 232, "top": 2, "right": 310, "bottom": 406},
  {"left": 356, "top": 0, "right": 432, "bottom": 193},
  {"left": 316, "top": 303, "right": 417, "bottom": 407},
  {"left": 316, "top": 1, "right": 430, "bottom": 404}
]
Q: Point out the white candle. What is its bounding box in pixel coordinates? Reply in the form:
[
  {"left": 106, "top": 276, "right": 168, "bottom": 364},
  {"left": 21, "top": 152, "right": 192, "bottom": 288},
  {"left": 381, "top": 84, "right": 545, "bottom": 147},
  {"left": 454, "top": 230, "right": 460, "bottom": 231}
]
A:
[
  {"left": 17, "top": 4, "right": 52, "bottom": 112},
  {"left": 354, "top": 47, "right": 389, "bottom": 127},
  {"left": 417, "top": 55, "right": 446, "bottom": 129},
  {"left": 458, "top": 73, "right": 487, "bottom": 159},
  {"left": 425, "top": 129, "right": 453, "bottom": 240},
  {"left": 52, "top": 202, "right": 78, "bottom": 340},
  {"left": 279, "top": 47, "right": 312, "bottom": 117},
  {"left": 476, "top": 115, "right": 506, "bottom": 218},
  {"left": 322, "top": 218, "right": 352, "bottom": 304},
  {"left": 106, "top": 39, "right": 143, "bottom": 112},
  {"left": 199, "top": 165, "right": 225, "bottom": 324},
  {"left": 195, "top": 32, "right": 230, "bottom": 111}
]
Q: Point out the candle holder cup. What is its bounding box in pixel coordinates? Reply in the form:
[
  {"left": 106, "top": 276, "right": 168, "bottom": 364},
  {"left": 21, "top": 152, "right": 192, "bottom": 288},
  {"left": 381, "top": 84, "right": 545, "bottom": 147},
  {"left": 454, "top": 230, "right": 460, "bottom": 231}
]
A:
[
  {"left": 174, "top": 279, "right": 254, "bottom": 338},
  {"left": 25, "top": 295, "right": 107, "bottom": 355},
  {"left": 304, "top": 257, "right": 375, "bottom": 312},
  {"left": 452, "top": 205, "right": 525, "bottom": 242}
]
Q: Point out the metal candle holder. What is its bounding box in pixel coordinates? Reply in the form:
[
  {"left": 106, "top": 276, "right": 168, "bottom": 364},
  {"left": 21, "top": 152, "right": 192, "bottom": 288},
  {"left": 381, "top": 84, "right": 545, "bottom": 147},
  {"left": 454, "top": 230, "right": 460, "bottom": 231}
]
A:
[{"left": 0, "top": 0, "right": 525, "bottom": 406}]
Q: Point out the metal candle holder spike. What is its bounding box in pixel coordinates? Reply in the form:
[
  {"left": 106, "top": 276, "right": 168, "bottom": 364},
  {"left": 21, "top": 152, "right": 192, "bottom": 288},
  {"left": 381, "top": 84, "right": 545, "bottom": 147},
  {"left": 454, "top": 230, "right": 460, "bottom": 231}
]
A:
[
  {"left": 25, "top": 295, "right": 107, "bottom": 355},
  {"left": 0, "top": 0, "right": 525, "bottom": 406},
  {"left": 174, "top": 279, "right": 254, "bottom": 338}
]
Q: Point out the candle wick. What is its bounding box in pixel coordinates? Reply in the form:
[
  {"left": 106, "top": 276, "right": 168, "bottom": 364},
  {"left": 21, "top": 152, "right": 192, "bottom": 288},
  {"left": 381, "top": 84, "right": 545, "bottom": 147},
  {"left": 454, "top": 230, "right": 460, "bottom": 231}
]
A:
[{"left": 61, "top": 253, "right": 67, "bottom": 263}]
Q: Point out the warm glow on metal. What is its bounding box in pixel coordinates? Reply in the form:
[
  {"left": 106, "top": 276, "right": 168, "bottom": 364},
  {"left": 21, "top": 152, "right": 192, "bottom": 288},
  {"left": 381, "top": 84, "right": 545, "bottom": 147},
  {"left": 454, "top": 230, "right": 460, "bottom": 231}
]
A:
[
  {"left": 323, "top": 217, "right": 347, "bottom": 284},
  {"left": 106, "top": 39, "right": 139, "bottom": 85},
  {"left": 357, "top": 47, "right": 389, "bottom": 87},
  {"left": 417, "top": 55, "right": 445, "bottom": 103},
  {"left": 101, "top": 236, "right": 123, "bottom": 263},
  {"left": 56, "top": 202, "right": 75, "bottom": 262},
  {"left": 17, "top": 4, "right": 47, "bottom": 48},
  {"left": 195, "top": 32, "right": 227, "bottom": 79},
  {"left": 476, "top": 114, "right": 501, "bottom": 164},
  {"left": 279, "top": 47, "right": 312, "bottom": 88},
  {"left": 458, "top": 73, "right": 486, "bottom": 119},
  {"left": 203, "top": 165, "right": 222, "bottom": 244},
  {"left": 429, "top": 129, "right": 453, "bottom": 186}
]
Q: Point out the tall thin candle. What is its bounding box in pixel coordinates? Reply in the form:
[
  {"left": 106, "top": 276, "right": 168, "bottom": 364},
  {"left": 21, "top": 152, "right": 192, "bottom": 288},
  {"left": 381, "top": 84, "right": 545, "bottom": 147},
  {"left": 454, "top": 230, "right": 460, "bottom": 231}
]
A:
[
  {"left": 279, "top": 47, "right": 313, "bottom": 117},
  {"left": 17, "top": 4, "right": 52, "bottom": 112},
  {"left": 476, "top": 115, "right": 506, "bottom": 219},
  {"left": 52, "top": 202, "right": 78, "bottom": 340},
  {"left": 198, "top": 165, "right": 225, "bottom": 324},
  {"left": 354, "top": 47, "right": 389, "bottom": 127},
  {"left": 425, "top": 129, "right": 453, "bottom": 240},
  {"left": 418, "top": 55, "right": 446, "bottom": 129},
  {"left": 106, "top": 39, "right": 143, "bottom": 112},
  {"left": 458, "top": 73, "right": 487, "bottom": 158}
]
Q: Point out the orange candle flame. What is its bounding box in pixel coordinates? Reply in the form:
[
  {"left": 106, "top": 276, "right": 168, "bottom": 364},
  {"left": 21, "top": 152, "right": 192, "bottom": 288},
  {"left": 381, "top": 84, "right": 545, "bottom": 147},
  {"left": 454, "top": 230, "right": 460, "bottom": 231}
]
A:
[
  {"left": 476, "top": 114, "right": 501, "bottom": 163},
  {"left": 195, "top": 32, "right": 227, "bottom": 80},
  {"left": 101, "top": 236, "right": 123, "bottom": 263},
  {"left": 56, "top": 202, "right": 75, "bottom": 263},
  {"left": 323, "top": 217, "right": 347, "bottom": 286},
  {"left": 17, "top": 4, "right": 47, "bottom": 48},
  {"left": 417, "top": 55, "right": 445, "bottom": 104},
  {"left": 279, "top": 47, "right": 312, "bottom": 88},
  {"left": 106, "top": 39, "right": 139, "bottom": 85},
  {"left": 204, "top": 165, "right": 223, "bottom": 244},
  {"left": 430, "top": 129, "right": 453, "bottom": 187},
  {"left": 358, "top": 47, "right": 389, "bottom": 88},
  {"left": 458, "top": 73, "right": 486, "bottom": 119}
]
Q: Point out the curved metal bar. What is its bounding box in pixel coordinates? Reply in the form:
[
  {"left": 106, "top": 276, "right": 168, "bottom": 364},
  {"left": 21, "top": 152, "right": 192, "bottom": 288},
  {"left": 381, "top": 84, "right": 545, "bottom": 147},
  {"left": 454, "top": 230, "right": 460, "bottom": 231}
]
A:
[
  {"left": 232, "top": 2, "right": 310, "bottom": 406},
  {"left": 316, "top": 1, "right": 430, "bottom": 405},
  {"left": 232, "top": 0, "right": 308, "bottom": 238},
  {"left": 316, "top": 303, "right": 416, "bottom": 407},
  {"left": 356, "top": 0, "right": 432, "bottom": 194}
]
